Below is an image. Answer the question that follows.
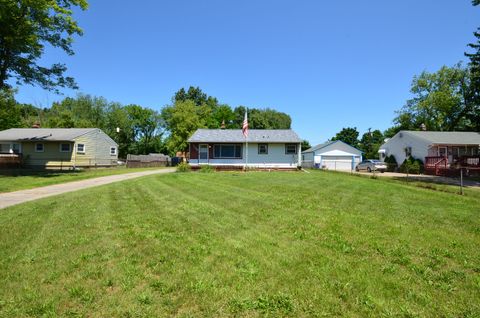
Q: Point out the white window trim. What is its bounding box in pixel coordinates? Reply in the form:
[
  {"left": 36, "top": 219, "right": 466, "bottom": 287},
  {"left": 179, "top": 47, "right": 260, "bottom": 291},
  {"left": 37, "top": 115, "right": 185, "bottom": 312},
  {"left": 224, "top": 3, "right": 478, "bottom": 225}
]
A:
[
  {"left": 35, "top": 143, "right": 44, "bottom": 153},
  {"left": 285, "top": 144, "right": 297, "bottom": 155},
  {"left": 77, "top": 143, "right": 86, "bottom": 154},
  {"left": 110, "top": 147, "right": 117, "bottom": 156},
  {"left": 59, "top": 143, "right": 71, "bottom": 153},
  {"left": 258, "top": 143, "right": 268, "bottom": 155}
]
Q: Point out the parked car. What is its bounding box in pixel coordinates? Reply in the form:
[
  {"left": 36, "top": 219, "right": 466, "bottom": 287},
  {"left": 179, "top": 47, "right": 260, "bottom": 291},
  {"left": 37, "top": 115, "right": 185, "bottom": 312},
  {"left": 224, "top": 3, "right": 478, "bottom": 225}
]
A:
[{"left": 355, "top": 159, "right": 387, "bottom": 173}]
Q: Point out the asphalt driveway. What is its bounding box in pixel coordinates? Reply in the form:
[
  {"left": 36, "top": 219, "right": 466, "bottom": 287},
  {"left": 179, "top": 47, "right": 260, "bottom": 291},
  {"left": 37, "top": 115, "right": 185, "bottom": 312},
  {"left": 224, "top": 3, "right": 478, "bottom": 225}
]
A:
[{"left": 0, "top": 168, "right": 176, "bottom": 210}]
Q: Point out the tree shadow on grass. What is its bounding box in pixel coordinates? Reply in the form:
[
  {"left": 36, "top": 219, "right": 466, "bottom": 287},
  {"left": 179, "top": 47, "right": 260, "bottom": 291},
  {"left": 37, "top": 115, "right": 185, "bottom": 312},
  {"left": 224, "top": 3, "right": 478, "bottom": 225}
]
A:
[{"left": 0, "top": 169, "right": 83, "bottom": 178}]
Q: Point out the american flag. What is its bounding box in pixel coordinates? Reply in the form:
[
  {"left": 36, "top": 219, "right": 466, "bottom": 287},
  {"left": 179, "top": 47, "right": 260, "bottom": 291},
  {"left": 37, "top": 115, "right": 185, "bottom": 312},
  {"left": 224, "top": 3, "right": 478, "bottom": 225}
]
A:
[{"left": 242, "top": 111, "right": 249, "bottom": 138}]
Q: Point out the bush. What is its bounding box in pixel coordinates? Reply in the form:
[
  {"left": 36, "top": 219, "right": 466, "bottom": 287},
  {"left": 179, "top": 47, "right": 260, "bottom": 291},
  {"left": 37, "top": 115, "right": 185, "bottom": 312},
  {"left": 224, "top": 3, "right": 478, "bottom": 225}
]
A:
[
  {"left": 384, "top": 154, "right": 398, "bottom": 172},
  {"left": 399, "top": 156, "right": 424, "bottom": 175},
  {"left": 176, "top": 162, "right": 191, "bottom": 173},
  {"left": 198, "top": 165, "right": 215, "bottom": 173}
]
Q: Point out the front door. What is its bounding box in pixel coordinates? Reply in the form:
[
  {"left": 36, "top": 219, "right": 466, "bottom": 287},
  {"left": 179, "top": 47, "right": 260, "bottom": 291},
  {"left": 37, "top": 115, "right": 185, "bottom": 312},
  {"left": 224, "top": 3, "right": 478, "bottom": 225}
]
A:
[
  {"left": 438, "top": 147, "right": 447, "bottom": 158},
  {"left": 199, "top": 144, "right": 208, "bottom": 163}
]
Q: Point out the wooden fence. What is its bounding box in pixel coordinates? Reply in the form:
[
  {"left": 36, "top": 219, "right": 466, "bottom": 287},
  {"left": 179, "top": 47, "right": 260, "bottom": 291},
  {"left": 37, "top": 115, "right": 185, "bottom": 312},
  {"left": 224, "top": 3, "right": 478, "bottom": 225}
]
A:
[{"left": 126, "top": 154, "right": 171, "bottom": 168}]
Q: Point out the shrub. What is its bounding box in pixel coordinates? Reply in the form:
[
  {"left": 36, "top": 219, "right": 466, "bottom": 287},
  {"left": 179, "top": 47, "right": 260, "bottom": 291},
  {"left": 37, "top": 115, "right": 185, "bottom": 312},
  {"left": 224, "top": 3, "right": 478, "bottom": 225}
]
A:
[
  {"left": 384, "top": 154, "right": 398, "bottom": 172},
  {"left": 176, "top": 162, "right": 191, "bottom": 173},
  {"left": 199, "top": 165, "right": 215, "bottom": 173},
  {"left": 399, "top": 156, "right": 424, "bottom": 174}
]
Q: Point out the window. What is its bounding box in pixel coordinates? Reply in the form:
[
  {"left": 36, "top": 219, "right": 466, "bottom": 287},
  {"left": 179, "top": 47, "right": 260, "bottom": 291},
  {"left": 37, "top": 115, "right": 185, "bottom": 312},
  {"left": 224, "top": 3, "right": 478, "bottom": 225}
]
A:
[
  {"left": 258, "top": 143, "right": 268, "bottom": 155},
  {"left": 35, "top": 143, "right": 44, "bottom": 152},
  {"left": 405, "top": 146, "right": 412, "bottom": 156},
  {"left": 77, "top": 143, "right": 85, "bottom": 153},
  {"left": 59, "top": 143, "right": 71, "bottom": 152},
  {"left": 11, "top": 143, "right": 20, "bottom": 154},
  {"left": 110, "top": 147, "right": 117, "bottom": 155},
  {"left": 285, "top": 144, "right": 297, "bottom": 155},
  {"left": 0, "top": 143, "right": 9, "bottom": 153},
  {"left": 213, "top": 144, "right": 242, "bottom": 158}
]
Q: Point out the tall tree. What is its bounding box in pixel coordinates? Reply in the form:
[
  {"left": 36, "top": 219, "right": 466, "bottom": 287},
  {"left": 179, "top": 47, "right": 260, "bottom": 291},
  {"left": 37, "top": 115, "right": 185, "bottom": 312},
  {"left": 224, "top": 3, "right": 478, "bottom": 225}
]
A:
[
  {"left": 465, "top": 1, "right": 480, "bottom": 130},
  {"left": 233, "top": 106, "right": 291, "bottom": 129},
  {"left": 393, "top": 64, "right": 476, "bottom": 131},
  {"left": 47, "top": 94, "right": 108, "bottom": 128},
  {"left": 359, "top": 129, "right": 383, "bottom": 159},
  {"left": 163, "top": 100, "right": 205, "bottom": 155},
  {"left": 0, "top": 0, "right": 88, "bottom": 92},
  {"left": 331, "top": 127, "right": 359, "bottom": 147},
  {"left": 301, "top": 140, "right": 311, "bottom": 151},
  {"left": 125, "top": 105, "right": 163, "bottom": 155},
  {"left": 0, "top": 88, "right": 21, "bottom": 130}
]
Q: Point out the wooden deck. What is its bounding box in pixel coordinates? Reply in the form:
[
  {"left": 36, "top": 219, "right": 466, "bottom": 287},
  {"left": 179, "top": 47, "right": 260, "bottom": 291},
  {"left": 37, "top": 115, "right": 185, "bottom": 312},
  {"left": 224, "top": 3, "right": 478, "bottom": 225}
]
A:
[
  {"left": 425, "top": 156, "right": 480, "bottom": 176},
  {"left": 0, "top": 153, "right": 22, "bottom": 169}
]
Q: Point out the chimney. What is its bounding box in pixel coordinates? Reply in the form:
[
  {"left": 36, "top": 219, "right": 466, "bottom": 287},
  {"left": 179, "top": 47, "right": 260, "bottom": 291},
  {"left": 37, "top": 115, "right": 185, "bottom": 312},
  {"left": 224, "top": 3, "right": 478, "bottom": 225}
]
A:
[
  {"left": 221, "top": 120, "right": 226, "bottom": 129},
  {"left": 32, "top": 122, "right": 40, "bottom": 128}
]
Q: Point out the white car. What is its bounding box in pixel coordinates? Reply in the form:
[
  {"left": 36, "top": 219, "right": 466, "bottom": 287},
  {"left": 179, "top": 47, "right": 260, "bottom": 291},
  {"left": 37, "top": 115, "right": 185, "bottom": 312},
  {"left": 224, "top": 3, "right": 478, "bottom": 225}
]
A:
[{"left": 355, "top": 159, "right": 387, "bottom": 173}]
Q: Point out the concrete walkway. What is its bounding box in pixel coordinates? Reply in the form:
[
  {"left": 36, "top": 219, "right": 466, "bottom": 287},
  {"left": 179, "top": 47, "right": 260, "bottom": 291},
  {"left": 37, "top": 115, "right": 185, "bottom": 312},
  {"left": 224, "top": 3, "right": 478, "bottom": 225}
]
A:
[{"left": 0, "top": 168, "right": 176, "bottom": 210}]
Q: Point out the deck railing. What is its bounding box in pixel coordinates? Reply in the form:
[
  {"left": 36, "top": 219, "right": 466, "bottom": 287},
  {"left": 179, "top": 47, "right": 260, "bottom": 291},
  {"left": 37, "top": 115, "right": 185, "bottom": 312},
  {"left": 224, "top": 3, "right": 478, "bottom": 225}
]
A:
[
  {"left": 425, "top": 155, "right": 480, "bottom": 175},
  {"left": 0, "top": 153, "right": 22, "bottom": 168},
  {"left": 458, "top": 155, "right": 480, "bottom": 168}
]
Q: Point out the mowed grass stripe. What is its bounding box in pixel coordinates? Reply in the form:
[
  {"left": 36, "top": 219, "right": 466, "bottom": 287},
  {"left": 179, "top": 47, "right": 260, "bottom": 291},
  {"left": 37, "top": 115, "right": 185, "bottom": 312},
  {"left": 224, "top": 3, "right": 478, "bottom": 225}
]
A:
[{"left": 0, "top": 171, "right": 479, "bottom": 317}]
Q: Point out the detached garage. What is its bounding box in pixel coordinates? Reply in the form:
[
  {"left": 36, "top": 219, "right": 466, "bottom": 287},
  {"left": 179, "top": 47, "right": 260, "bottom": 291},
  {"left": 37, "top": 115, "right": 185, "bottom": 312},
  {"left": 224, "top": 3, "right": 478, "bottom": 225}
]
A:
[{"left": 302, "top": 140, "right": 362, "bottom": 171}]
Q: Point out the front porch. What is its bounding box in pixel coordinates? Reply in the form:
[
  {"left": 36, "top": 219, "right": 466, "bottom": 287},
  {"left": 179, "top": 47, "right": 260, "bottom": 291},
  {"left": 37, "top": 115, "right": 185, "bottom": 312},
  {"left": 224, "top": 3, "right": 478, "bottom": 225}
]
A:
[
  {"left": 425, "top": 155, "right": 480, "bottom": 176},
  {"left": 424, "top": 144, "right": 480, "bottom": 176}
]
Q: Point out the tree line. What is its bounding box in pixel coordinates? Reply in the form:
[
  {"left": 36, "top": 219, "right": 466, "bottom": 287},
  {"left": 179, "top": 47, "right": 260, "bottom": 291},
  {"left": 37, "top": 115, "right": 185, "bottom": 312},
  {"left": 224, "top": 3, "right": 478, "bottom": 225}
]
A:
[{"left": 0, "top": 86, "right": 293, "bottom": 158}]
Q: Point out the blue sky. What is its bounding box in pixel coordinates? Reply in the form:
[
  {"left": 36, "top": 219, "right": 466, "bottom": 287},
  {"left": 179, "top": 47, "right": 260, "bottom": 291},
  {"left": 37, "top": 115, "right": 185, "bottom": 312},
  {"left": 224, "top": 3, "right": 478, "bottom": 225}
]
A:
[{"left": 12, "top": 1, "right": 480, "bottom": 145}]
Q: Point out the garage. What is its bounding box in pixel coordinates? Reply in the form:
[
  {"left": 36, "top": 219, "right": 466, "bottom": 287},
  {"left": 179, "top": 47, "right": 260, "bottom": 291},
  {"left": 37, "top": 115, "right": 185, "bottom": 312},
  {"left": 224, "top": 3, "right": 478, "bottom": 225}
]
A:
[
  {"left": 302, "top": 140, "right": 362, "bottom": 171},
  {"left": 321, "top": 156, "right": 355, "bottom": 171}
]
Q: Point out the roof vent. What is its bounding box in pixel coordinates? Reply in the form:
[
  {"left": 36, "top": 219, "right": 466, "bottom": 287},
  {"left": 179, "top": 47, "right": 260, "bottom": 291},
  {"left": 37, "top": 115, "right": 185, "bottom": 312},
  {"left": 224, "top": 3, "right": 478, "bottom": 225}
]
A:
[
  {"left": 420, "top": 123, "right": 427, "bottom": 131},
  {"left": 220, "top": 120, "right": 226, "bottom": 129},
  {"left": 32, "top": 122, "right": 40, "bottom": 128}
]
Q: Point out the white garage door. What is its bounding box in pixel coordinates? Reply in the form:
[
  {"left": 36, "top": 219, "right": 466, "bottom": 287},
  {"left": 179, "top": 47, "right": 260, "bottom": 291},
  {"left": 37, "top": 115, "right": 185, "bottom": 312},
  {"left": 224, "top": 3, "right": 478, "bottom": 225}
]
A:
[{"left": 322, "top": 156, "right": 353, "bottom": 171}]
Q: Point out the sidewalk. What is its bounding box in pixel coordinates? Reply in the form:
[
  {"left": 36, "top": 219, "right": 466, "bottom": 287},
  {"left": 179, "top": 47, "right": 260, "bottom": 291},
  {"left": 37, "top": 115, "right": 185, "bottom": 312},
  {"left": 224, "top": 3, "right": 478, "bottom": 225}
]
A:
[{"left": 0, "top": 168, "right": 176, "bottom": 210}]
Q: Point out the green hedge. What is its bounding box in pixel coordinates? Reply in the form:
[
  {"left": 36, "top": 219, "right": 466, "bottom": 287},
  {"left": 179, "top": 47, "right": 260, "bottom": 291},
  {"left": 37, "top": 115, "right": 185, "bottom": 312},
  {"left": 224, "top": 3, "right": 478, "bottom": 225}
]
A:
[{"left": 399, "top": 156, "right": 424, "bottom": 174}]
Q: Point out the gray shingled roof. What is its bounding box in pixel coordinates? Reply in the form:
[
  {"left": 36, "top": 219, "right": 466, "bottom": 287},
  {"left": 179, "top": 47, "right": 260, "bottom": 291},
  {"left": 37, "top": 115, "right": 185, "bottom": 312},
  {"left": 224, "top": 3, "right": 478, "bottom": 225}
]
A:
[
  {"left": 303, "top": 141, "right": 334, "bottom": 153},
  {"left": 0, "top": 128, "right": 97, "bottom": 141},
  {"left": 188, "top": 129, "right": 302, "bottom": 143},
  {"left": 403, "top": 131, "right": 480, "bottom": 145}
]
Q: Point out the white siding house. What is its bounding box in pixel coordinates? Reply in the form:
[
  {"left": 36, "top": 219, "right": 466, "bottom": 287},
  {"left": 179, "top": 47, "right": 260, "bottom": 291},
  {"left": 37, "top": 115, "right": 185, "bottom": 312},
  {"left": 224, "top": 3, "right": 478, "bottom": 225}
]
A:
[
  {"left": 379, "top": 130, "right": 480, "bottom": 175},
  {"left": 188, "top": 129, "right": 302, "bottom": 169},
  {"left": 379, "top": 131, "right": 480, "bottom": 164},
  {"left": 302, "top": 140, "right": 362, "bottom": 171}
]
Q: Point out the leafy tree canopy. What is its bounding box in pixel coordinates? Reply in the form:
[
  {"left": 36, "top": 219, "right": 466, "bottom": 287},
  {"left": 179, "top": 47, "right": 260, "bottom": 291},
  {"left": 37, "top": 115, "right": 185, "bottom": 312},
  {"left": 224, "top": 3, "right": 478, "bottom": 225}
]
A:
[
  {"left": 359, "top": 129, "right": 384, "bottom": 159},
  {"left": 393, "top": 64, "right": 478, "bottom": 131},
  {"left": 0, "top": 0, "right": 88, "bottom": 92},
  {"left": 331, "top": 127, "right": 360, "bottom": 147},
  {"left": 301, "top": 140, "right": 311, "bottom": 151}
]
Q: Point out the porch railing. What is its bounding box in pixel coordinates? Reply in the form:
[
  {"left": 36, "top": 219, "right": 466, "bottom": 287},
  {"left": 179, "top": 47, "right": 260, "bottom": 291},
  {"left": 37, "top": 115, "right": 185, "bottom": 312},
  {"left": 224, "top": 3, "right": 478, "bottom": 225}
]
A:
[
  {"left": 0, "top": 153, "right": 22, "bottom": 168},
  {"left": 457, "top": 155, "right": 480, "bottom": 168},
  {"left": 425, "top": 155, "right": 480, "bottom": 175}
]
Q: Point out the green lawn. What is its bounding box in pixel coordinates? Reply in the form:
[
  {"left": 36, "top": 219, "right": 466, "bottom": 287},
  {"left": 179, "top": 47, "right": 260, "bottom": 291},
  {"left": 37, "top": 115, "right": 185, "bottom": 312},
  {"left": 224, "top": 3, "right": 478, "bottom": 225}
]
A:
[
  {"left": 0, "top": 167, "right": 166, "bottom": 193},
  {"left": 0, "top": 171, "right": 479, "bottom": 317}
]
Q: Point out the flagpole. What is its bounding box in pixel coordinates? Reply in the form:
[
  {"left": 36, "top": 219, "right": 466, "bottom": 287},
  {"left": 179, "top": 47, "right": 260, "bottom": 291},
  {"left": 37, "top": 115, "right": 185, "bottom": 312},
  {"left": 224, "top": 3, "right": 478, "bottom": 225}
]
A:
[
  {"left": 246, "top": 132, "right": 248, "bottom": 171},
  {"left": 242, "top": 109, "right": 249, "bottom": 171}
]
